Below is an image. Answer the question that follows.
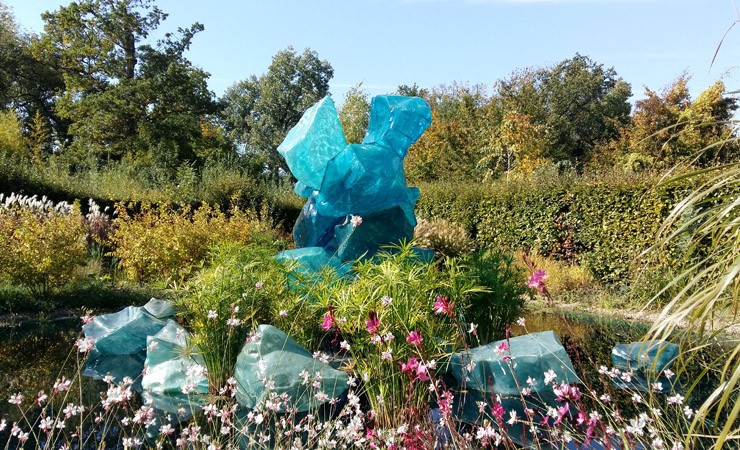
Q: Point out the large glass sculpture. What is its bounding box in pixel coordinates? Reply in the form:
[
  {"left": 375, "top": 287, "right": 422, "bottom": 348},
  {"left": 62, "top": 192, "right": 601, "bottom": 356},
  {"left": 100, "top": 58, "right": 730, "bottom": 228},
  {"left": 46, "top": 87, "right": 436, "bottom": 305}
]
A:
[{"left": 275, "top": 95, "right": 432, "bottom": 274}]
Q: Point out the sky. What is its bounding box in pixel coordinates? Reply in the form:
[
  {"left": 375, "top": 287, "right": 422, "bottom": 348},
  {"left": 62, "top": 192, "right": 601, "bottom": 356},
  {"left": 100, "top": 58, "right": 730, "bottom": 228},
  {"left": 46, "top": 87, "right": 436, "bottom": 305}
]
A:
[{"left": 5, "top": 0, "right": 740, "bottom": 103}]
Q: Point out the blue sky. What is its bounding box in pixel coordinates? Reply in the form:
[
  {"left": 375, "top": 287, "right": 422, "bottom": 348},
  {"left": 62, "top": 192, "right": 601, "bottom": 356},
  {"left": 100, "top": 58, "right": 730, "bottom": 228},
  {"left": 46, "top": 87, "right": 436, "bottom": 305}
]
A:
[{"left": 6, "top": 0, "right": 740, "bottom": 103}]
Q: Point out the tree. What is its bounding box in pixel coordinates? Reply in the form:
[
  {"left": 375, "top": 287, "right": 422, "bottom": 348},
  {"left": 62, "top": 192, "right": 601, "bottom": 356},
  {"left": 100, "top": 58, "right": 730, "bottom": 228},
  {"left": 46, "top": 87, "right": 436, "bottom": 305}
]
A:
[
  {"left": 34, "top": 0, "right": 217, "bottom": 168},
  {"left": 495, "top": 54, "right": 632, "bottom": 164},
  {"left": 221, "top": 47, "right": 333, "bottom": 172},
  {"left": 405, "top": 83, "right": 489, "bottom": 181},
  {"left": 479, "top": 111, "right": 548, "bottom": 180},
  {"left": 624, "top": 76, "right": 737, "bottom": 166},
  {"left": 0, "top": 2, "right": 65, "bottom": 148},
  {"left": 338, "top": 83, "right": 370, "bottom": 144}
]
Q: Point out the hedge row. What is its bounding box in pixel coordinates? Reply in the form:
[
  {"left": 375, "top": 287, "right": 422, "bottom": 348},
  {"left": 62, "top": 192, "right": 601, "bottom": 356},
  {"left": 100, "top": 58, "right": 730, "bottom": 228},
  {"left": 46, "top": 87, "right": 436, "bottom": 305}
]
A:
[{"left": 415, "top": 176, "right": 694, "bottom": 283}]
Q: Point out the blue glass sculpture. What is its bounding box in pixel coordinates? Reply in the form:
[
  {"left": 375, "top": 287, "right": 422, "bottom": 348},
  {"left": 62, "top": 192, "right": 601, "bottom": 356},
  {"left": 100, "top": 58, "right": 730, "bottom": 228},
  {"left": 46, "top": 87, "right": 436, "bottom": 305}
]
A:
[
  {"left": 276, "top": 95, "right": 432, "bottom": 274},
  {"left": 611, "top": 340, "right": 679, "bottom": 392}
]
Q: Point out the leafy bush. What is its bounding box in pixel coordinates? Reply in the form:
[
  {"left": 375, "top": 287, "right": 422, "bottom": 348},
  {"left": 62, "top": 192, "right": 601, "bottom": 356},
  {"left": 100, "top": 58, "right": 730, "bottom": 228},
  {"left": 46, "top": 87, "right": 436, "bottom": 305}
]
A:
[
  {"left": 463, "top": 250, "right": 528, "bottom": 342},
  {"left": 108, "top": 203, "right": 276, "bottom": 285},
  {"left": 417, "top": 174, "right": 695, "bottom": 283},
  {"left": 175, "top": 243, "right": 289, "bottom": 390},
  {"left": 0, "top": 195, "right": 87, "bottom": 295},
  {"left": 413, "top": 218, "right": 474, "bottom": 257}
]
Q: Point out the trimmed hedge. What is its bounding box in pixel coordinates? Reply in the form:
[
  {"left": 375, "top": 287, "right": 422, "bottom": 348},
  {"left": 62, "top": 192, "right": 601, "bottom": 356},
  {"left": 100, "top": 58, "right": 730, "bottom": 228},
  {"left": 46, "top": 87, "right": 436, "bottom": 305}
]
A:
[{"left": 416, "top": 177, "right": 693, "bottom": 283}]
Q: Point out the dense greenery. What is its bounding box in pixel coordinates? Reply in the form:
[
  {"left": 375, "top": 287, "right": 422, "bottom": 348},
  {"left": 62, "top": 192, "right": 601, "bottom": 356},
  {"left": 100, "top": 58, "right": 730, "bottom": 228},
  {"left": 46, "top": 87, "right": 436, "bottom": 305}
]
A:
[{"left": 416, "top": 173, "right": 696, "bottom": 283}]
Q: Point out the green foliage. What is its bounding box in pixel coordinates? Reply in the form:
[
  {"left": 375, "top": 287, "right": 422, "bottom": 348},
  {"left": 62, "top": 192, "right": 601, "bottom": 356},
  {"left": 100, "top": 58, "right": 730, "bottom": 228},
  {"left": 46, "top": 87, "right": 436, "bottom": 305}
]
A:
[
  {"left": 281, "top": 244, "right": 484, "bottom": 427},
  {"left": 623, "top": 77, "right": 738, "bottom": 167},
  {"left": 412, "top": 218, "right": 474, "bottom": 258},
  {"left": 405, "top": 83, "right": 489, "bottom": 182},
  {"left": 417, "top": 174, "right": 694, "bottom": 283},
  {"left": 0, "top": 203, "right": 87, "bottom": 296},
  {"left": 0, "top": 109, "right": 27, "bottom": 155},
  {"left": 34, "top": 0, "right": 218, "bottom": 169},
  {"left": 108, "top": 203, "right": 276, "bottom": 286},
  {"left": 175, "top": 243, "right": 288, "bottom": 390},
  {"left": 478, "top": 111, "right": 548, "bottom": 180},
  {"left": 338, "top": 84, "right": 370, "bottom": 144},
  {"left": 463, "top": 250, "right": 527, "bottom": 342},
  {"left": 643, "top": 162, "right": 740, "bottom": 449},
  {"left": 221, "top": 47, "right": 333, "bottom": 172},
  {"left": 495, "top": 53, "right": 632, "bottom": 164}
]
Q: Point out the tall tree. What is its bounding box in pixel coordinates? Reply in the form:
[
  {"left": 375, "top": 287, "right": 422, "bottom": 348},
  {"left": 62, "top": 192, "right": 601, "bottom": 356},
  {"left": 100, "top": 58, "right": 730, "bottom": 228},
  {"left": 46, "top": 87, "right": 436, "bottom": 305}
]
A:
[
  {"left": 34, "top": 0, "right": 217, "bottom": 167},
  {"left": 405, "top": 83, "right": 489, "bottom": 181},
  {"left": 221, "top": 47, "right": 333, "bottom": 172},
  {"left": 625, "top": 76, "right": 737, "bottom": 166},
  {"left": 495, "top": 54, "right": 632, "bottom": 164},
  {"left": 0, "top": 2, "right": 65, "bottom": 148}
]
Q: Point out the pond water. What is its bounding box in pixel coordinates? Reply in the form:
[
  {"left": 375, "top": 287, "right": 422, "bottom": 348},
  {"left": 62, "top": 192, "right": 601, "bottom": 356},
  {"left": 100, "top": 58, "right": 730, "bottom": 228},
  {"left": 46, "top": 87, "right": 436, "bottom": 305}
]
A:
[{"left": 0, "top": 309, "right": 731, "bottom": 443}]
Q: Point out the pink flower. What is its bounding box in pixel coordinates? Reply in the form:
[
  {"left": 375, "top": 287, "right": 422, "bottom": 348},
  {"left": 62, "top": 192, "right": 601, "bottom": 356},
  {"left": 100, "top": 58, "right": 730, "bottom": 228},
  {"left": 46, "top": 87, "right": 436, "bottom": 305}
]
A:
[
  {"left": 526, "top": 269, "right": 548, "bottom": 293},
  {"left": 365, "top": 311, "right": 380, "bottom": 335},
  {"left": 433, "top": 295, "right": 455, "bottom": 317},
  {"left": 491, "top": 403, "right": 505, "bottom": 420},
  {"left": 438, "top": 390, "right": 454, "bottom": 415},
  {"left": 553, "top": 382, "right": 582, "bottom": 403},
  {"left": 255, "top": 281, "right": 264, "bottom": 290},
  {"left": 400, "top": 357, "right": 419, "bottom": 375},
  {"left": 81, "top": 315, "right": 94, "bottom": 324},
  {"left": 321, "top": 312, "right": 335, "bottom": 331},
  {"left": 406, "top": 331, "right": 423, "bottom": 346},
  {"left": 350, "top": 215, "right": 363, "bottom": 227}
]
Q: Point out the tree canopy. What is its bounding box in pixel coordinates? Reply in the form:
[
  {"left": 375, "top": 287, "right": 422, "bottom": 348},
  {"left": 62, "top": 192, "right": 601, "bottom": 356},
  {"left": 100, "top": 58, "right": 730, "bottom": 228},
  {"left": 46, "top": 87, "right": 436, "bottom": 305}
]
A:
[
  {"left": 33, "top": 0, "right": 218, "bottom": 170},
  {"left": 221, "top": 47, "right": 333, "bottom": 173}
]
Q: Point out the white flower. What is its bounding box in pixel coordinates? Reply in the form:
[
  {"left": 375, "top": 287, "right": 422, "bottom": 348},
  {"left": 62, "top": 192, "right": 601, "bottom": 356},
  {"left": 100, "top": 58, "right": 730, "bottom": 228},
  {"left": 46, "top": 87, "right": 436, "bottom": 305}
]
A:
[
  {"left": 507, "top": 410, "right": 518, "bottom": 425},
  {"left": 226, "top": 318, "right": 241, "bottom": 327},
  {"left": 381, "top": 295, "right": 392, "bottom": 306},
  {"left": 207, "top": 310, "right": 218, "bottom": 319},
  {"left": 526, "top": 376, "right": 536, "bottom": 387},
  {"left": 652, "top": 382, "right": 663, "bottom": 392},
  {"left": 683, "top": 405, "right": 695, "bottom": 419},
  {"left": 632, "top": 393, "right": 643, "bottom": 404},
  {"left": 340, "top": 340, "right": 350, "bottom": 351},
  {"left": 468, "top": 323, "right": 478, "bottom": 334},
  {"left": 381, "top": 348, "right": 393, "bottom": 361},
  {"left": 8, "top": 393, "right": 23, "bottom": 405},
  {"left": 148, "top": 340, "right": 159, "bottom": 352},
  {"left": 279, "top": 309, "right": 288, "bottom": 317},
  {"left": 543, "top": 369, "right": 557, "bottom": 385},
  {"left": 663, "top": 368, "right": 675, "bottom": 379},
  {"left": 75, "top": 337, "right": 95, "bottom": 352},
  {"left": 54, "top": 377, "right": 72, "bottom": 393},
  {"left": 621, "top": 371, "right": 634, "bottom": 383},
  {"left": 516, "top": 317, "right": 526, "bottom": 327},
  {"left": 667, "top": 394, "right": 684, "bottom": 406}
]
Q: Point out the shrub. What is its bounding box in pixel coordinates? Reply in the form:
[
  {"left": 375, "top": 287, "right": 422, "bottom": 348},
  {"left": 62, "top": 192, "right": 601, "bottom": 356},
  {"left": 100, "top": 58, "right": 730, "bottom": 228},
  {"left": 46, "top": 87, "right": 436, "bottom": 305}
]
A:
[
  {"left": 175, "top": 243, "right": 289, "bottom": 390},
  {"left": 0, "top": 194, "right": 88, "bottom": 295},
  {"left": 413, "top": 218, "right": 474, "bottom": 257},
  {"left": 108, "top": 203, "right": 276, "bottom": 286},
  {"left": 272, "top": 244, "right": 495, "bottom": 428},
  {"left": 463, "top": 250, "right": 528, "bottom": 342},
  {"left": 417, "top": 174, "right": 696, "bottom": 284}
]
